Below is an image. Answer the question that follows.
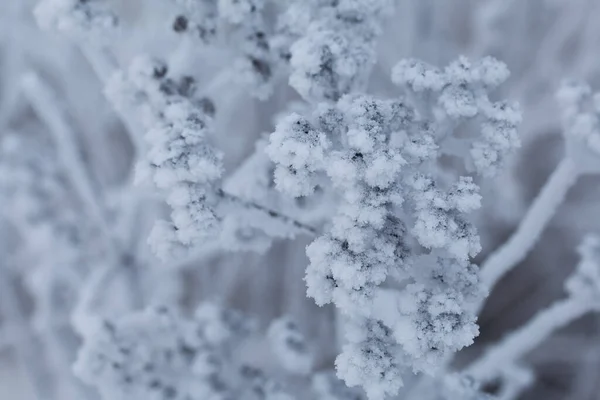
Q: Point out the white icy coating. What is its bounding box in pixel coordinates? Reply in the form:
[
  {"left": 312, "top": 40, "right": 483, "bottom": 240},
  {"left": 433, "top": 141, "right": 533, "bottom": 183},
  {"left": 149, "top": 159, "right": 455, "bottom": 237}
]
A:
[{"left": 267, "top": 57, "right": 517, "bottom": 397}]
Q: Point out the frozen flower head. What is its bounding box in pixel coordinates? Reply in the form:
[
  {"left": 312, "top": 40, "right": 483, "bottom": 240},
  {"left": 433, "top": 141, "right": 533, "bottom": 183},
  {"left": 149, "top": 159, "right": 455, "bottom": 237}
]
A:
[
  {"left": 169, "top": 0, "right": 276, "bottom": 98},
  {"left": 336, "top": 318, "right": 404, "bottom": 400},
  {"left": 143, "top": 99, "right": 223, "bottom": 258},
  {"left": 266, "top": 112, "right": 331, "bottom": 197},
  {"left": 267, "top": 56, "right": 516, "bottom": 398},
  {"left": 392, "top": 56, "right": 521, "bottom": 176},
  {"left": 289, "top": 24, "right": 372, "bottom": 103},
  {"left": 108, "top": 55, "right": 225, "bottom": 260},
  {"left": 556, "top": 81, "right": 600, "bottom": 174},
  {"left": 565, "top": 234, "right": 600, "bottom": 304},
  {"left": 35, "top": 0, "right": 119, "bottom": 44},
  {"left": 284, "top": 0, "right": 394, "bottom": 103},
  {"left": 106, "top": 55, "right": 215, "bottom": 129}
]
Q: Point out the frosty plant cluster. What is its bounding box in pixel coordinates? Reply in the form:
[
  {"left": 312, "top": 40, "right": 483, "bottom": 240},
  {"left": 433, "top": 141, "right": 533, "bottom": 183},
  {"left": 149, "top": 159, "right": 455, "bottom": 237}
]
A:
[
  {"left": 75, "top": 303, "right": 364, "bottom": 400},
  {"left": 107, "top": 55, "right": 318, "bottom": 260},
  {"left": 267, "top": 56, "right": 520, "bottom": 398},
  {"left": 3, "top": 1, "right": 600, "bottom": 400}
]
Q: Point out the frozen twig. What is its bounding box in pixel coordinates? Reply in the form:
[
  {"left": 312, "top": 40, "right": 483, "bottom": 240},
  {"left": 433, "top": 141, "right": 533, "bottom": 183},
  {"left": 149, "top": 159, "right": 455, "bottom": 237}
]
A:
[
  {"left": 21, "top": 71, "right": 145, "bottom": 308},
  {"left": 465, "top": 295, "right": 591, "bottom": 382},
  {"left": 480, "top": 157, "right": 579, "bottom": 288},
  {"left": 481, "top": 79, "right": 600, "bottom": 292},
  {"left": 0, "top": 261, "right": 54, "bottom": 400},
  {"left": 21, "top": 72, "right": 114, "bottom": 243},
  {"left": 467, "top": 234, "right": 600, "bottom": 382}
]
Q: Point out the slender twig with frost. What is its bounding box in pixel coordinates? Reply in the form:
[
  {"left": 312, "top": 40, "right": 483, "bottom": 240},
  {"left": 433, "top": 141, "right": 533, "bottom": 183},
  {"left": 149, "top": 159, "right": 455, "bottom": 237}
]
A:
[
  {"left": 21, "top": 72, "right": 145, "bottom": 308},
  {"left": 21, "top": 73, "right": 114, "bottom": 243},
  {"left": 0, "top": 258, "right": 52, "bottom": 400},
  {"left": 480, "top": 157, "right": 579, "bottom": 287},
  {"left": 466, "top": 235, "right": 600, "bottom": 383},
  {"left": 480, "top": 80, "right": 600, "bottom": 290}
]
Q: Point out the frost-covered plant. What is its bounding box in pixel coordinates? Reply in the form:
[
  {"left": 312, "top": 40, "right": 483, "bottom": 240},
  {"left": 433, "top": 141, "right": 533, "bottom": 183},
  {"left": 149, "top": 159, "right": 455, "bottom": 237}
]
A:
[
  {"left": 107, "top": 55, "right": 315, "bottom": 259},
  {"left": 34, "top": 0, "right": 118, "bottom": 43},
  {"left": 391, "top": 56, "right": 521, "bottom": 176},
  {"left": 267, "top": 56, "right": 519, "bottom": 398},
  {"left": 75, "top": 303, "right": 348, "bottom": 400},
  {"left": 168, "top": 0, "right": 276, "bottom": 98},
  {"left": 120, "top": 58, "right": 224, "bottom": 258},
  {"left": 6, "top": 2, "right": 600, "bottom": 400},
  {"left": 282, "top": 0, "right": 394, "bottom": 103},
  {"left": 167, "top": 0, "right": 395, "bottom": 101}
]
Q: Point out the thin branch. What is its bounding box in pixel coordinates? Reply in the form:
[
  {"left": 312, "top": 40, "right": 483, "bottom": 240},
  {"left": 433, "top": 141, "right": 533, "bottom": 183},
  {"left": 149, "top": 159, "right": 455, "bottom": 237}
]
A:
[
  {"left": 77, "top": 45, "right": 318, "bottom": 242},
  {"left": 217, "top": 189, "right": 318, "bottom": 236},
  {"left": 21, "top": 72, "right": 114, "bottom": 244},
  {"left": 0, "top": 261, "right": 55, "bottom": 400},
  {"left": 480, "top": 157, "right": 579, "bottom": 289},
  {"left": 21, "top": 71, "right": 145, "bottom": 309},
  {"left": 79, "top": 46, "right": 146, "bottom": 164},
  {"left": 464, "top": 295, "right": 592, "bottom": 382}
]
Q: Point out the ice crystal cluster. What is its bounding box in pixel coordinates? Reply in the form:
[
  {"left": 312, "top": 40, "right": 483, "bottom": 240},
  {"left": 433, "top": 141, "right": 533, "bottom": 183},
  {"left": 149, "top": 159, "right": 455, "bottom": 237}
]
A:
[{"left": 267, "top": 56, "right": 520, "bottom": 397}]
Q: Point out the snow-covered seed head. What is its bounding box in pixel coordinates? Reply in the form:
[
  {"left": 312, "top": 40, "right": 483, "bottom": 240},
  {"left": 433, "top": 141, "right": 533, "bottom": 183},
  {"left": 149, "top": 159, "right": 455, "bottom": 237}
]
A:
[
  {"left": 336, "top": 318, "right": 403, "bottom": 400},
  {"left": 393, "top": 284, "right": 479, "bottom": 373},
  {"left": 268, "top": 57, "right": 512, "bottom": 398},
  {"left": 266, "top": 113, "right": 331, "bottom": 197}
]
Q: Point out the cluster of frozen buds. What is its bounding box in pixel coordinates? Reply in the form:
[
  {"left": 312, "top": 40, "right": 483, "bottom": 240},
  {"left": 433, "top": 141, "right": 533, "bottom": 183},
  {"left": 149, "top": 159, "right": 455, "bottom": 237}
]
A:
[
  {"left": 106, "top": 55, "right": 216, "bottom": 130},
  {"left": 267, "top": 56, "right": 520, "bottom": 398},
  {"left": 168, "top": 0, "right": 394, "bottom": 101},
  {"left": 75, "top": 303, "right": 361, "bottom": 400},
  {"left": 279, "top": 0, "right": 394, "bottom": 103},
  {"left": 168, "top": 0, "right": 278, "bottom": 99},
  {"left": 109, "top": 55, "right": 318, "bottom": 259},
  {"left": 34, "top": 0, "right": 119, "bottom": 43},
  {"left": 391, "top": 56, "right": 521, "bottom": 176},
  {"left": 107, "top": 55, "right": 223, "bottom": 260}
]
